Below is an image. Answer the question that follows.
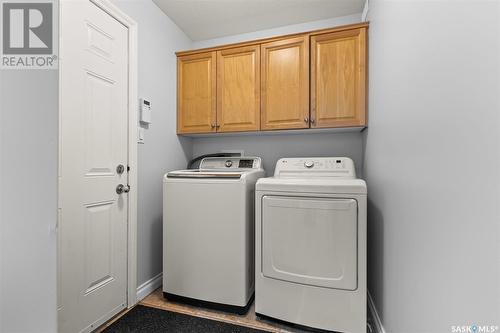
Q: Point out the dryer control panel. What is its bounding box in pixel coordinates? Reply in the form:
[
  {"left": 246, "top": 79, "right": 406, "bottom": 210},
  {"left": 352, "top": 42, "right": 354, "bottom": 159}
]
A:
[{"left": 274, "top": 157, "right": 356, "bottom": 178}]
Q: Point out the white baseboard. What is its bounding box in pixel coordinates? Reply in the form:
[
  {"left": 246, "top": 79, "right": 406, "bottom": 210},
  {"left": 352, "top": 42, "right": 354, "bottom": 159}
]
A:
[
  {"left": 136, "top": 273, "right": 162, "bottom": 302},
  {"left": 368, "top": 291, "right": 386, "bottom": 333}
]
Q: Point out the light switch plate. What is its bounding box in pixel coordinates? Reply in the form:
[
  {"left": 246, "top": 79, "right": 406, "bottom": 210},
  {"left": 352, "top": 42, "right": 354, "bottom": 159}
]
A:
[{"left": 138, "top": 127, "right": 145, "bottom": 144}]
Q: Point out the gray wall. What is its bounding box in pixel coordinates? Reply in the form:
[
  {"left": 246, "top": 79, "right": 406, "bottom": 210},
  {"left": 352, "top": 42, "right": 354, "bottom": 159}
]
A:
[
  {"left": 0, "top": 71, "right": 58, "bottom": 332},
  {"left": 191, "top": 14, "right": 364, "bottom": 176},
  {"left": 112, "top": 0, "right": 192, "bottom": 287},
  {"left": 363, "top": 1, "right": 500, "bottom": 332},
  {"left": 191, "top": 13, "right": 362, "bottom": 49},
  {"left": 193, "top": 132, "right": 364, "bottom": 177}
]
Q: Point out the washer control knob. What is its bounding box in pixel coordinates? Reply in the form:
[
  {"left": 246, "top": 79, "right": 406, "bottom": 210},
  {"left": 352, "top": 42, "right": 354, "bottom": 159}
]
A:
[
  {"left": 225, "top": 160, "right": 233, "bottom": 168},
  {"left": 304, "top": 161, "right": 314, "bottom": 168}
]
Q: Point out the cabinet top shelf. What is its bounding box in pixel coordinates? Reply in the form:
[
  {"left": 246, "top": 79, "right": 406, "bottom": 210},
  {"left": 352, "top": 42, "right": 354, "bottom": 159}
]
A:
[{"left": 175, "top": 22, "right": 369, "bottom": 57}]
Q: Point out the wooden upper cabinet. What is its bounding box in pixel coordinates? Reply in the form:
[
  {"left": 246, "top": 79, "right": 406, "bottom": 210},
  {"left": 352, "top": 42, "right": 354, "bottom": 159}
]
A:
[
  {"left": 311, "top": 27, "right": 367, "bottom": 128},
  {"left": 261, "top": 36, "right": 309, "bottom": 130},
  {"left": 175, "top": 23, "right": 368, "bottom": 135},
  {"left": 177, "top": 52, "right": 216, "bottom": 134},
  {"left": 217, "top": 45, "right": 260, "bottom": 132}
]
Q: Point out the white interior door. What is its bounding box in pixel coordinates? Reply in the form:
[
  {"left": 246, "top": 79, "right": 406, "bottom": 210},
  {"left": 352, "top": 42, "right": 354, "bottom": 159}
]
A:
[
  {"left": 261, "top": 196, "right": 358, "bottom": 290},
  {"left": 59, "top": 1, "right": 129, "bottom": 332}
]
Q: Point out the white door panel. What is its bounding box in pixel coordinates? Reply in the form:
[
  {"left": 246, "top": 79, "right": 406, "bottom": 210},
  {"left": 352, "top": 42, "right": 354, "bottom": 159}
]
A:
[
  {"left": 261, "top": 196, "right": 358, "bottom": 290},
  {"left": 59, "top": 1, "right": 128, "bottom": 332}
]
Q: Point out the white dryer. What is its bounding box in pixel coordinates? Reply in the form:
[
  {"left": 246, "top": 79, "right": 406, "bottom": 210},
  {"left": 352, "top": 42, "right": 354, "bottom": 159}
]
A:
[
  {"left": 255, "top": 157, "right": 367, "bottom": 333},
  {"left": 163, "top": 157, "right": 264, "bottom": 314}
]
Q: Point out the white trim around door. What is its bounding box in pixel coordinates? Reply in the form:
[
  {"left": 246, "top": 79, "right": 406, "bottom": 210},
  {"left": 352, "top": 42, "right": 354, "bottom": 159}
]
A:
[{"left": 89, "top": 0, "right": 138, "bottom": 309}]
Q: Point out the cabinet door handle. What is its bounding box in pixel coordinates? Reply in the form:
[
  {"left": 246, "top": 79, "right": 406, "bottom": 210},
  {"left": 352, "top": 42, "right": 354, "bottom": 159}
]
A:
[
  {"left": 310, "top": 118, "right": 315, "bottom": 125},
  {"left": 304, "top": 117, "right": 309, "bottom": 123},
  {"left": 211, "top": 123, "right": 216, "bottom": 129}
]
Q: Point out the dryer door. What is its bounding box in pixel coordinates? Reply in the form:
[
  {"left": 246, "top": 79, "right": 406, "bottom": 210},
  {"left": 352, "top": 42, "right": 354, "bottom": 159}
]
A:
[{"left": 261, "top": 196, "right": 357, "bottom": 290}]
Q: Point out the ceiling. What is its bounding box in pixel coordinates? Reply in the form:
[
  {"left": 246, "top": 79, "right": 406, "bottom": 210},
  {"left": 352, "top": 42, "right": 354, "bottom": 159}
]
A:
[{"left": 153, "top": 0, "right": 365, "bottom": 41}]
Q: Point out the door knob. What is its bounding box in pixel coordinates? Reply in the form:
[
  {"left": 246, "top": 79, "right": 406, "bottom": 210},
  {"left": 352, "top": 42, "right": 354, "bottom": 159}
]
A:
[{"left": 116, "top": 184, "right": 130, "bottom": 194}]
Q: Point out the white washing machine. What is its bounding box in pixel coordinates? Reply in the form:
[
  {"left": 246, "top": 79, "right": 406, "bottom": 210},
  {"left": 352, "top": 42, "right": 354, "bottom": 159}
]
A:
[
  {"left": 163, "top": 157, "right": 264, "bottom": 314},
  {"left": 255, "top": 157, "right": 367, "bottom": 333}
]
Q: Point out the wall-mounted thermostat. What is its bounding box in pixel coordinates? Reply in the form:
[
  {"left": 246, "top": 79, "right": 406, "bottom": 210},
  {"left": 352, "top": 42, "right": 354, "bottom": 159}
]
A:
[{"left": 140, "top": 98, "right": 151, "bottom": 124}]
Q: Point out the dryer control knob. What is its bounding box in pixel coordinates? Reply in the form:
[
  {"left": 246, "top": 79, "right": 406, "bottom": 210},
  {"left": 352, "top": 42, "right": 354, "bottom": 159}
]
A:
[{"left": 304, "top": 161, "right": 314, "bottom": 168}]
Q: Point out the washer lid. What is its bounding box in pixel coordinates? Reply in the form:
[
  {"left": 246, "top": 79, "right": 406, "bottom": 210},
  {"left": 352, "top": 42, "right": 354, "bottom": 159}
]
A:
[
  {"left": 256, "top": 177, "right": 367, "bottom": 194},
  {"left": 167, "top": 170, "right": 243, "bottom": 179},
  {"left": 166, "top": 156, "right": 263, "bottom": 179}
]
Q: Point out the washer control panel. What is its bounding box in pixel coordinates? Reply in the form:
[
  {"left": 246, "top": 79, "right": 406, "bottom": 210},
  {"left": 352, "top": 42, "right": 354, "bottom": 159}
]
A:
[
  {"left": 200, "top": 157, "right": 262, "bottom": 170},
  {"left": 275, "top": 157, "right": 356, "bottom": 178}
]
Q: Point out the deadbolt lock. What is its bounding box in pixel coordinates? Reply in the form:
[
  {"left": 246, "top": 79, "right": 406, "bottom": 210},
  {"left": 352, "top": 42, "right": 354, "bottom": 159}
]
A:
[{"left": 116, "top": 164, "right": 125, "bottom": 175}]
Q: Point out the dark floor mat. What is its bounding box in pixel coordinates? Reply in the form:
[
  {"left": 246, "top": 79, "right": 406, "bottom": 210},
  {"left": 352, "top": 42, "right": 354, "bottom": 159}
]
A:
[{"left": 102, "top": 305, "right": 269, "bottom": 333}]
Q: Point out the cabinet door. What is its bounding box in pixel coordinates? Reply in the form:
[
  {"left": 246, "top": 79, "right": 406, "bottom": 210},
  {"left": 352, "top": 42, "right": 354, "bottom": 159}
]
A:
[
  {"left": 311, "top": 28, "right": 367, "bottom": 128},
  {"left": 177, "top": 52, "right": 216, "bottom": 134},
  {"left": 217, "top": 45, "right": 260, "bottom": 132},
  {"left": 261, "top": 36, "right": 309, "bottom": 130}
]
